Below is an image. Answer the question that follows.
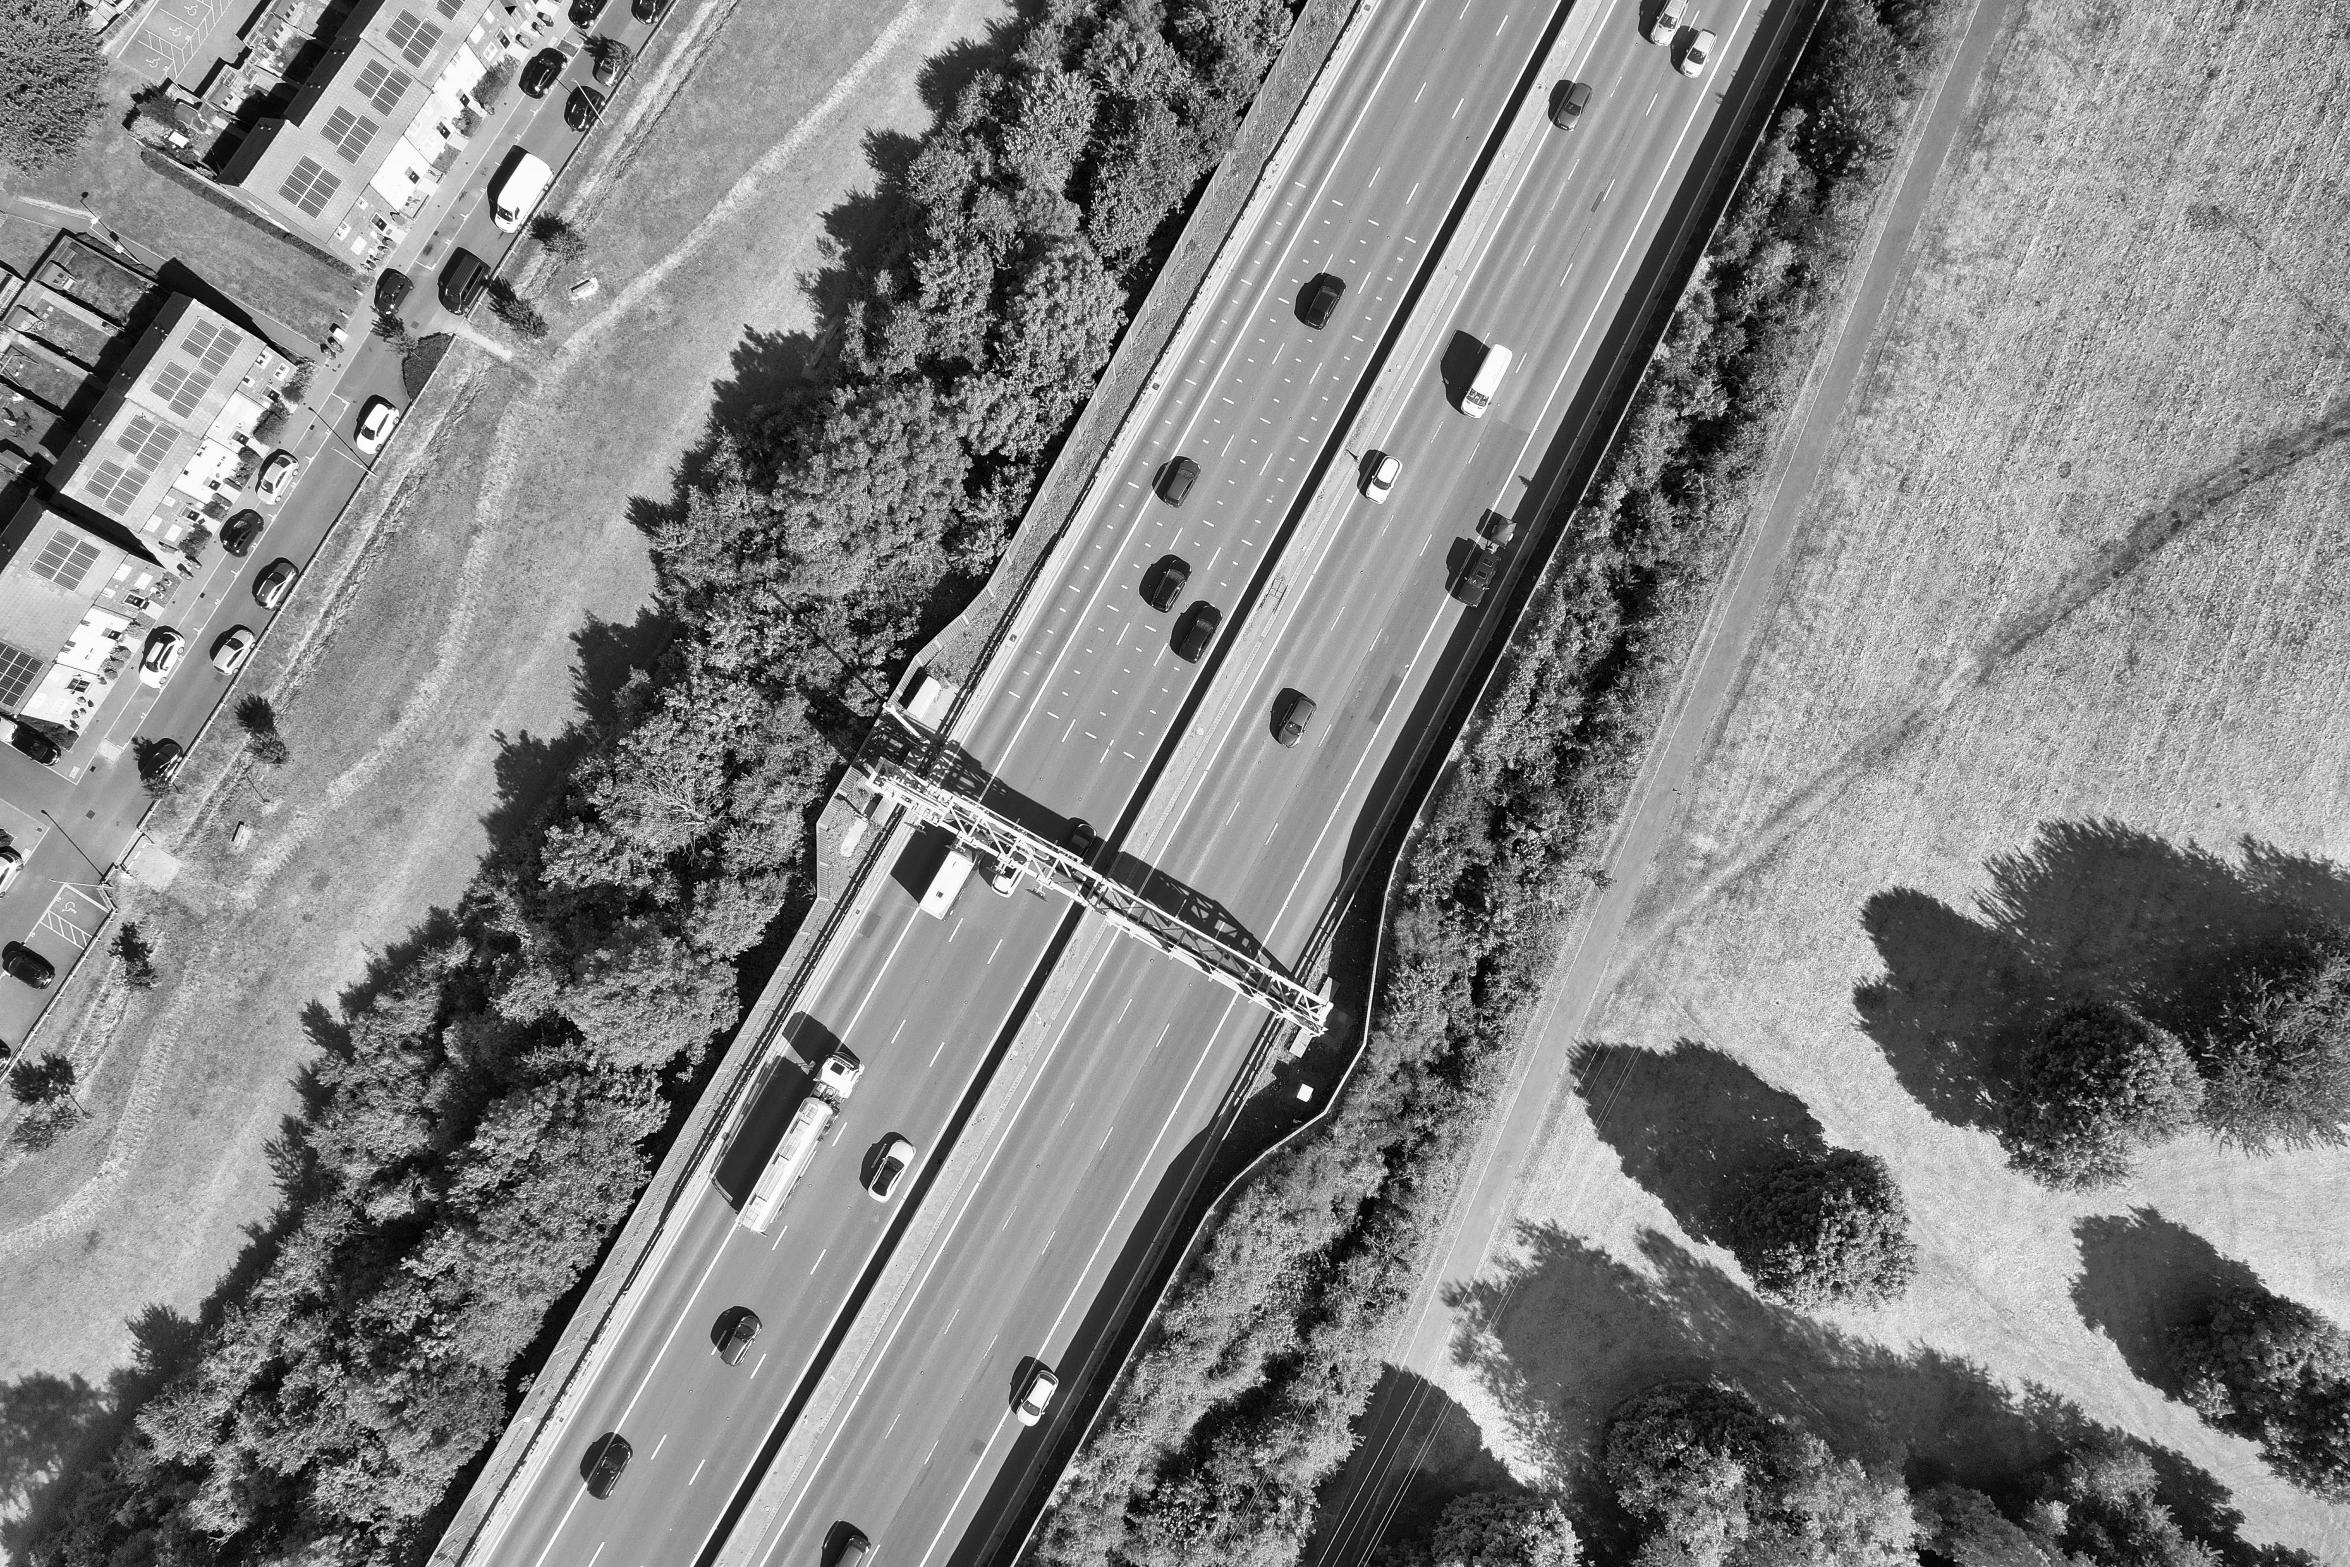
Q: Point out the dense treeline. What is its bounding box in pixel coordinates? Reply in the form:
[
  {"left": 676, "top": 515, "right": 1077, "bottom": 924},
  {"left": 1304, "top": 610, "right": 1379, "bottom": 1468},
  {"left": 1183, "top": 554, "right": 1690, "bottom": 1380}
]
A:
[
  {"left": 1034, "top": 1, "right": 1953, "bottom": 1563},
  {"left": 26, "top": 2, "right": 1295, "bottom": 1563}
]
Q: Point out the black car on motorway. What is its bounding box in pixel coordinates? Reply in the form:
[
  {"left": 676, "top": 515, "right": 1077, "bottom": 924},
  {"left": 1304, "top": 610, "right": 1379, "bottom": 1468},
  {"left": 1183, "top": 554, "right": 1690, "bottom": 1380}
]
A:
[
  {"left": 583, "top": 1433, "right": 631, "bottom": 1498},
  {"left": 439, "top": 248, "right": 491, "bottom": 313},
  {"left": 1157, "top": 454, "right": 1199, "bottom": 505},
  {"left": 715, "top": 1308, "right": 761, "bottom": 1365},
  {"left": 2, "top": 942, "right": 54, "bottom": 989},
  {"left": 565, "top": 84, "right": 606, "bottom": 131},
  {"left": 1452, "top": 547, "right": 1498, "bottom": 607},
  {"left": 519, "top": 45, "right": 568, "bottom": 98},
  {"left": 1300, "top": 272, "right": 1345, "bottom": 329},
  {"left": 1064, "top": 819, "right": 1099, "bottom": 864},
  {"left": 1173, "top": 601, "right": 1221, "bottom": 662},
  {"left": 1144, "top": 555, "right": 1189, "bottom": 612}
]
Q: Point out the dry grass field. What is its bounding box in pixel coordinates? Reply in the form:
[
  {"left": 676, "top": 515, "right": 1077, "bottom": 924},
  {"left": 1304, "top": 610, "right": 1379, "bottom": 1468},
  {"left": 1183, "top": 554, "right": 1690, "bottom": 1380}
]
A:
[{"left": 1439, "top": 0, "right": 2350, "bottom": 1556}]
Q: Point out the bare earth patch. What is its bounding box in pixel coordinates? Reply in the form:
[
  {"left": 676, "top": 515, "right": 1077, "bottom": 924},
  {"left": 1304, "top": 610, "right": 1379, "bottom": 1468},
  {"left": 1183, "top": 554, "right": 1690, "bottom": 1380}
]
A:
[
  {"left": 0, "top": 0, "right": 1006, "bottom": 1478},
  {"left": 1445, "top": 0, "right": 2350, "bottom": 1556}
]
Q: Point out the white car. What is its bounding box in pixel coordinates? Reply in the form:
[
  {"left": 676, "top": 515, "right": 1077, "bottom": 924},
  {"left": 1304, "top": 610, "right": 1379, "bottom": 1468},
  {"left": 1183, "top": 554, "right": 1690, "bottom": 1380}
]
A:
[
  {"left": 256, "top": 450, "right": 298, "bottom": 501},
  {"left": 987, "top": 858, "right": 1020, "bottom": 897},
  {"left": 0, "top": 845, "right": 22, "bottom": 897},
  {"left": 1365, "top": 453, "right": 1399, "bottom": 502},
  {"left": 865, "top": 1135, "right": 916, "bottom": 1202},
  {"left": 139, "top": 628, "right": 185, "bottom": 687},
  {"left": 1678, "top": 27, "right": 1716, "bottom": 75},
  {"left": 355, "top": 397, "right": 399, "bottom": 456},
  {"left": 1015, "top": 1363, "right": 1059, "bottom": 1426},
  {"left": 1646, "top": 0, "right": 1686, "bottom": 43},
  {"left": 211, "top": 625, "right": 256, "bottom": 674}
]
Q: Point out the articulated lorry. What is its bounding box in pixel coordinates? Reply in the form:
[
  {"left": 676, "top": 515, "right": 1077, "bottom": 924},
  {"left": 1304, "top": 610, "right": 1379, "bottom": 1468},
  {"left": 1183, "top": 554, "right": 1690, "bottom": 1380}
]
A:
[{"left": 736, "top": 1046, "right": 862, "bottom": 1233}]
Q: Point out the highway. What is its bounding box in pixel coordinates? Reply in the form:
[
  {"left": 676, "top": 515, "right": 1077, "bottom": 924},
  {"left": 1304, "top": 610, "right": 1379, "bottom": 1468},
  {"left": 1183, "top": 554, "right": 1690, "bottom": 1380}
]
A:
[
  {"left": 722, "top": 0, "right": 1787, "bottom": 1561},
  {"left": 467, "top": 0, "right": 1568, "bottom": 1562}
]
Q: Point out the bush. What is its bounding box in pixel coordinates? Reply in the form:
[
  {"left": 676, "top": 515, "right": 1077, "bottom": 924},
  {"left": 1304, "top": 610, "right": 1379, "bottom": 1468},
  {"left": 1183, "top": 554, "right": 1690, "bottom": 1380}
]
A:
[
  {"left": 1729, "top": 1148, "right": 1915, "bottom": 1308},
  {"left": 0, "top": 0, "right": 104, "bottom": 174},
  {"left": 2173, "top": 1284, "right": 2350, "bottom": 1499},
  {"left": 486, "top": 279, "right": 547, "bottom": 338},
  {"left": 530, "top": 212, "right": 587, "bottom": 264},
  {"left": 111, "top": 922, "right": 158, "bottom": 988},
  {"left": 1422, "top": 1492, "right": 1578, "bottom": 1567},
  {"left": 474, "top": 59, "right": 513, "bottom": 109},
  {"left": 8, "top": 1050, "right": 76, "bottom": 1107},
  {"left": 2003, "top": 999, "right": 2202, "bottom": 1188},
  {"left": 251, "top": 400, "right": 288, "bottom": 443},
  {"left": 234, "top": 693, "right": 289, "bottom": 767},
  {"left": 2192, "top": 926, "right": 2350, "bottom": 1152}
]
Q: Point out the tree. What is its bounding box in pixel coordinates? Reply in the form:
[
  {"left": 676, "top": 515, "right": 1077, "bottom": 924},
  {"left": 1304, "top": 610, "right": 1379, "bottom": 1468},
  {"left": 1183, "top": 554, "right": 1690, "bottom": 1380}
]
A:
[
  {"left": 111, "top": 921, "right": 158, "bottom": 988},
  {"left": 0, "top": 0, "right": 105, "bottom": 174},
  {"left": 2194, "top": 927, "right": 2350, "bottom": 1152},
  {"left": 2172, "top": 1284, "right": 2350, "bottom": 1499},
  {"left": 486, "top": 280, "right": 547, "bottom": 339},
  {"left": 1913, "top": 1485, "right": 2068, "bottom": 1567},
  {"left": 1730, "top": 1149, "right": 1916, "bottom": 1309},
  {"left": 235, "top": 693, "right": 289, "bottom": 766},
  {"left": 2036, "top": 1436, "right": 2221, "bottom": 1567},
  {"left": 529, "top": 212, "right": 587, "bottom": 264},
  {"left": 1427, "top": 1491, "right": 1579, "bottom": 1567},
  {"left": 2004, "top": 999, "right": 2203, "bottom": 1187},
  {"left": 9, "top": 1050, "right": 75, "bottom": 1107}
]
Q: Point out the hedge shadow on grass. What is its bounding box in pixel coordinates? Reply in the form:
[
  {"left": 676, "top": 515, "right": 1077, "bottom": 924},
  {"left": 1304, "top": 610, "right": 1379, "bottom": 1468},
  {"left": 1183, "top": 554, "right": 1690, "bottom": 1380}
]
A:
[
  {"left": 2071, "top": 1207, "right": 2262, "bottom": 1402},
  {"left": 1572, "top": 1040, "right": 1826, "bottom": 1250},
  {"left": 1852, "top": 819, "right": 2350, "bottom": 1135}
]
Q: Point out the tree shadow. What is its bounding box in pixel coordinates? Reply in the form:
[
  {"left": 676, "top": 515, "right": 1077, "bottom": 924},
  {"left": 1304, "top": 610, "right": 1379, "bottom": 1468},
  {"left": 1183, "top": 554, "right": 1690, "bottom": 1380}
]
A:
[
  {"left": 1310, "top": 1366, "right": 1518, "bottom": 1567},
  {"left": 1, "top": 1303, "right": 205, "bottom": 1551},
  {"left": 1852, "top": 819, "right": 2350, "bottom": 1132},
  {"left": 708, "top": 326, "right": 829, "bottom": 440},
  {"left": 2071, "top": 1208, "right": 2262, "bottom": 1401},
  {"left": 1571, "top": 1040, "right": 1825, "bottom": 1249},
  {"left": 915, "top": 13, "right": 1024, "bottom": 116}
]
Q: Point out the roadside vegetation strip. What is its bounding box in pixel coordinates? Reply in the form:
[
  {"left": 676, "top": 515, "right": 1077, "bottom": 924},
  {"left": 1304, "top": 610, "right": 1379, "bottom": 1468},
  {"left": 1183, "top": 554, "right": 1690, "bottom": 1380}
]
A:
[
  {"left": 18, "top": 5, "right": 1317, "bottom": 1566},
  {"left": 1025, "top": 0, "right": 1972, "bottom": 1562}
]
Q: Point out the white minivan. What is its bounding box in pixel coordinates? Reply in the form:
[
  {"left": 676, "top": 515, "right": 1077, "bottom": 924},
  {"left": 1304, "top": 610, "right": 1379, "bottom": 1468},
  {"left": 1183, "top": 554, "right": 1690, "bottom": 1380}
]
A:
[
  {"left": 489, "top": 148, "right": 554, "bottom": 232},
  {"left": 1462, "top": 342, "right": 1512, "bottom": 418}
]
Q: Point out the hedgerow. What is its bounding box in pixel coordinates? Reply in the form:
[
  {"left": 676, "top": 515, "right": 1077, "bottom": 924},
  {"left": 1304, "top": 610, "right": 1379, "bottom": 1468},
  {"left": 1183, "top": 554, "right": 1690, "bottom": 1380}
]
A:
[
  {"left": 1034, "top": 2, "right": 1960, "bottom": 1562},
  {"left": 24, "top": 3, "right": 1295, "bottom": 1563}
]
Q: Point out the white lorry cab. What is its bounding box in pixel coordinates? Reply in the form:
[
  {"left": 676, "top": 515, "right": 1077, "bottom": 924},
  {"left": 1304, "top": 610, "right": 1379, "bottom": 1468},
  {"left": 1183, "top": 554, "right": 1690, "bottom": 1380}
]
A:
[
  {"left": 921, "top": 848, "right": 975, "bottom": 919},
  {"left": 490, "top": 148, "right": 554, "bottom": 232},
  {"left": 737, "top": 1048, "right": 861, "bottom": 1233},
  {"left": 1462, "top": 342, "right": 1512, "bottom": 417}
]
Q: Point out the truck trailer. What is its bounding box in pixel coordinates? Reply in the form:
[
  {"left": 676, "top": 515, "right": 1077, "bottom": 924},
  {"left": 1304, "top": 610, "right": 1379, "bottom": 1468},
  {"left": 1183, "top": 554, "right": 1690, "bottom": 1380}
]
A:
[{"left": 737, "top": 1047, "right": 862, "bottom": 1233}]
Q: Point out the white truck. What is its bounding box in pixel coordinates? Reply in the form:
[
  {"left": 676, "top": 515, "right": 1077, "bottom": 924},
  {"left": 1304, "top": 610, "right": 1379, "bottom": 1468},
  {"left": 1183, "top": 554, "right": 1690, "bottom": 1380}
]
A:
[
  {"left": 737, "top": 1046, "right": 861, "bottom": 1233},
  {"left": 921, "top": 848, "right": 975, "bottom": 919}
]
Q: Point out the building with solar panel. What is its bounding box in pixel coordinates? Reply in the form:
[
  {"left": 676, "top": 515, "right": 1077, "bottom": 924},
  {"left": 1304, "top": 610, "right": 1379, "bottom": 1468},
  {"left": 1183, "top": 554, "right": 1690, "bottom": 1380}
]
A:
[
  {"left": 220, "top": 0, "right": 508, "bottom": 267},
  {"left": 0, "top": 505, "right": 172, "bottom": 742}
]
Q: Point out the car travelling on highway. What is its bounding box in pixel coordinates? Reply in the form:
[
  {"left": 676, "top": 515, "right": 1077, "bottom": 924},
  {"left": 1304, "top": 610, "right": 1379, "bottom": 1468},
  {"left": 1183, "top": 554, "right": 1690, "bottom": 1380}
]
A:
[
  {"left": 1016, "top": 1363, "right": 1059, "bottom": 1425},
  {"left": 716, "top": 1308, "right": 761, "bottom": 1365},
  {"left": 1145, "top": 555, "right": 1189, "bottom": 612},
  {"left": 355, "top": 396, "right": 399, "bottom": 455},
  {"left": 1364, "top": 453, "right": 1398, "bottom": 502},
  {"left": 1158, "top": 455, "right": 1199, "bottom": 504},
  {"left": 866, "top": 1135, "right": 915, "bottom": 1201},
  {"left": 1551, "top": 79, "right": 1593, "bottom": 127},
  {"left": 1065, "top": 819, "right": 1099, "bottom": 863},
  {"left": 986, "top": 858, "right": 1020, "bottom": 896},
  {"left": 253, "top": 558, "right": 299, "bottom": 609},
  {"left": 520, "top": 45, "right": 568, "bottom": 97},
  {"left": 1461, "top": 341, "right": 1511, "bottom": 417},
  {"left": 140, "top": 628, "right": 184, "bottom": 687},
  {"left": 212, "top": 625, "right": 256, "bottom": 674},
  {"left": 1301, "top": 272, "right": 1345, "bottom": 329},
  {"left": 2, "top": 941, "right": 54, "bottom": 989},
  {"left": 1452, "top": 548, "right": 1498, "bottom": 607},
  {"left": 222, "top": 509, "right": 265, "bottom": 556},
  {"left": 255, "top": 450, "right": 299, "bottom": 501},
  {"left": 584, "top": 1433, "right": 630, "bottom": 1498},
  {"left": 1273, "top": 691, "right": 1316, "bottom": 747},
  {"left": 1174, "top": 601, "right": 1221, "bottom": 662},
  {"left": 439, "top": 249, "right": 491, "bottom": 313},
  {"left": 1647, "top": 0, "right": 1686, "bottom": 43},
  {"left": 835, "top": 1528, "right": 871, "bottom": 1567},
  {"left": 1679, "top": 28, "right": 1717, "bottom": 76}
]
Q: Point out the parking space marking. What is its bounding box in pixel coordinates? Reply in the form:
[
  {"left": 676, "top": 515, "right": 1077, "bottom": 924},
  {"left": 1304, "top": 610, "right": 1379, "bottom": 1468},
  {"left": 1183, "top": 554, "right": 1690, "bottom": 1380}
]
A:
[{"left": 36, "top": 885, "right": 109, "bottom": 951}]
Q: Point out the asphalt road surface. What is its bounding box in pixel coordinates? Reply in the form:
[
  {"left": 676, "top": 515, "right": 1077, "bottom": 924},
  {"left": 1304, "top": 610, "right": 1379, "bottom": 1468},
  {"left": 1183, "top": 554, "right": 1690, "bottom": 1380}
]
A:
[{"left": 721, "top": 0, "right": 1790, "bottom": 1561}]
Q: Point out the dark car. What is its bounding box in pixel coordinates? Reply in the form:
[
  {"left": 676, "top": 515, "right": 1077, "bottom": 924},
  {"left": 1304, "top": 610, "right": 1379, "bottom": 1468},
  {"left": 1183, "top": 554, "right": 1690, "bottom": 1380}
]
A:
[
  {"left": 591, "top": 37, "right": 632, "bottom": 85},
  {"left": 1273, "top": 691, "right": 1316, "bottom": 747},
  {"left": 1477, "top": 511, "right": 1518, "bottom": 548},
  {"left": 837, "top": 1528, "right": 872, "bottom": 1567},
  {"left": 1173, "top": 601, "right": 1221, "bottom": 662},
  {"left": 566, "top": 85, "right": 606, "bottom": 132},
  {"left": 9, "top": 725, "right": 58, "bottom": 766},
  {"left": 142, "top": 737, "right": 185, "bottom": 787},
  {"left": 1549, "top": 79, "right": 1593, "bottom": 128},
  {"left": 1301, "top": 272, "right": 1346, "bottom": 329},
  {"left": 1157, "top": 455, "right": 1200, "bottom": 505},
  {"left": 1064, "top": 819, "right": 1098, "bottom": 863},
  {"left": 1452, "top": 548, "right": 1498, "bottom": 607},
  {"left": 584, "top": 1433, "right": 631, "bottom": 1499},
  {"left": 519, "top": 45, "right": 568, "bottom": 98},
  {"left": 631, "top": 0, "right": 668, "bottom": 16},
  {"left": 373, "top": 268, "right": 413, "bottom": 313},
  {"left": 1144, "top": 555, "right": 1189, "bottom": 613},
  {"left": 716, "top": 1308, "right": 761, "bottom": 1366},
  {"left": 2, "top": 942, "right": 54, "bottom": 990},
  {"left": 221, "top": 509, "right": 265, "bottom": 557},
  {"left": 439, "top": 248, "right": 491, "bottom": 314},
  {"left": 568, "top": 0, "right": 606, "bottom": 24}
]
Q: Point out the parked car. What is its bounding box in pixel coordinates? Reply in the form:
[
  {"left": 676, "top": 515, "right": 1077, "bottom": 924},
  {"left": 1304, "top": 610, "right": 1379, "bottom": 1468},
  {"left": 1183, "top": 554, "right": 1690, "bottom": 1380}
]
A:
[
  {"left": 1550, "top": 79, "right": 1593, "bottom": 127},
  {"left": 222, "top": 509, "right": 265, "bottom": 557},
  {"left": 355, "top": 396, "right": 399, "bottom": 456},
  {"left": 1452, "top": 548, "right": 1498, "bottom": 607},
  {"left": 1273, "top": 690, "right": 1316, "bottom": 748},
  {"left": 439, "top": 248, "right": 491, "bottom": 314},
  {"left": 0, "top": 845, "right": 22, "bottom": 897},
  {"left": 1301, "top": 272, "right": 1345, "bottom": 329},
  {"left": 255, "top": 451, "right": 298, "bottom": 502},
  {"left": 373, "top": 268, "right": 413, "bottom": 313},
  {"left": 1144, "top": 555, "right": 1189, "bottom": 612},
  {"left": 489, "top": 147, "right": 554, "bottom": 232},
  {"left": 9, "top": 725, "right": 58, "bottom": 766},
  {"left": 632, "top": 0, "right": 669, "bottom": 16},
  {"left": 1173, "top": 601, "right": 1221, "bottom": 662},
  {"left": 1678, "top": 27, "right": 1716, "bottom": 75},
  {"left": 253, "top": 558, "right": 300, "bottom": 610},
  {"left": 583, "top": 1433, "right": 631, "bottom": 1498},
  {"left": 211, "top": 625, "right": 256, "bottom": 674},
  {"left": 1646, "top": 0, "right": 1686, "bottom": 44},
  {"left": 866, "top": 1135, "right": 916, "bottom": 1202},
  {"left": 1364, "top": 453, "right": 1398, "bottom": 502},
  {"left": 566, "top": 85, "right": 606, "bottom": 132},
  {"left": 519, "top": 45, "right": 568, "bottom": 98},
  {"left": 568, "top": 0, "right": 606, "bottom": 24},
  {"left": 591, "top": 36, "right": 632, "bottom": 85},
  {"left": 143, "top": 738, "right": 185, "bottom": 787},
  {"left": 716, "top": 1308, "right": 761, "bottom": 1365},
  {"left": 139, "top": 628, "right": 185, "bottom": 688},
  {"left": 1015, "top": 1363, "right": 1059, "bottom": 1426},
  {"left": 1157, "top": 455, "right": 1200, "bottom": 505},
  {"left": 1064, "top": 819, "right": 1099, "bottom": 864},
  {"left": 1, "top": 942, "right": 53, "bottom": 989}
]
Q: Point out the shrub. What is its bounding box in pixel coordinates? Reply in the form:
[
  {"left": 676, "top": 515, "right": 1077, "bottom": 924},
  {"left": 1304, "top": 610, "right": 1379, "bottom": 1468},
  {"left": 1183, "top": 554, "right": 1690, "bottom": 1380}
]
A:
[
  {"left": 529, "top": 212, "right": 587, "bottom": 264},
  {"left": 474, "top": 59, "right": 513, "bottom": 109},
  {"left": 234, "top": 693, "right": 289, "bottom": 766},
  {"left": 0, "top": 0, "right": 104, "bottom": 174},
  {"left": 8, "top": 1050, "right": 76, "bottom": 1107},
  {"left": 2034, "top": 1437, "right": 2221, "bottom": 1567},
  {"left": 2192, "top": 925, "right": 2350, "bottom": 1152},
  {"left": 1424, "top": 1491, "right": 1578, "bottom": 1567},
  {"left": 2003, "top": 999, "right": 2202, "bottom": 1188},
  {"left": 486, "top": 279, "right": 547, "bottom": 338},
  {"left": 2173, "top": 1283, "right": 2350, "bottom": 1500},
  {"left": 251, "top": 400, "right": 288, "bottom": 443},
  {"left": 1913, "top": 1484, "right": 2068, "bottom": 1567},
  {"left": 111, "top": 922, "right": 158, "bottom": 988},
  {"left": 1729, "top": 1148, "right": 1916, "bottom": 1308}
]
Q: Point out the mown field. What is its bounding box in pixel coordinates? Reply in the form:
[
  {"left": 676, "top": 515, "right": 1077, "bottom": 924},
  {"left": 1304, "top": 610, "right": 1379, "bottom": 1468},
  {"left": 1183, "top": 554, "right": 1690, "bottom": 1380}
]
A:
[{"left": 1452, "top": 0, "right": 2350, "bottom": 1556}]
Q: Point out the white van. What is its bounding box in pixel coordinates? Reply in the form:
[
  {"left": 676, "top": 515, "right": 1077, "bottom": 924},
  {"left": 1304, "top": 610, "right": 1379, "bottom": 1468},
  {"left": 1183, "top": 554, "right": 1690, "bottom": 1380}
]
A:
[
  {"left": 921, "top": 849, "right": 975, "bottom": 919},
  {"left": 1462, "top": 342, "right": 1512, "bottom": 417},
  {"left": 489, "top": 148, "right": 554, "bottom": 232}
]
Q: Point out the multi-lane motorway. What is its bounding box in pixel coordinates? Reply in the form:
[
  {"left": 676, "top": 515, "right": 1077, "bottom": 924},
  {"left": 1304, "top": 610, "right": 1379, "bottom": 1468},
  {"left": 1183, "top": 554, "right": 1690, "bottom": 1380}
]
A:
[{"left": 466, "top": 0, "right": 1788, "bottom": 1561}]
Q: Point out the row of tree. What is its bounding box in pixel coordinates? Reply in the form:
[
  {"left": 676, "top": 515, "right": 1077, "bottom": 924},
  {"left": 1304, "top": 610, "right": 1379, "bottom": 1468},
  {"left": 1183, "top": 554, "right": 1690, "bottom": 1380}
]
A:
[
  {"left": 1032, "top": 0, "right": 1960, "bottom": 1562},
  {"left": 25, "top": 3, "right": 1300, "bottom": 1563},
  {"left": 1401, "top": 1380, "right": 2314, "bottom": 1567}
]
